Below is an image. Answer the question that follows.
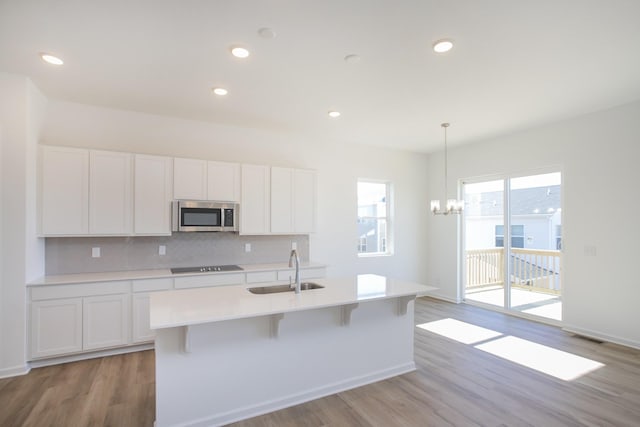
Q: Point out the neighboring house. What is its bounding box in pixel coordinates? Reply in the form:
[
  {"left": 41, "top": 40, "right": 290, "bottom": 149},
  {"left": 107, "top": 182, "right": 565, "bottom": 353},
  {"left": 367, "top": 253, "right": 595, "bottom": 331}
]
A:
[
  {"left": 357, "top": 199, "right": 387, "bottom": 254},
  {"left": 465, "top": 185, "right": 562, "bottom": 291},
  {"left": 465, "top": 185, "right": 562, "bottom": 251}
]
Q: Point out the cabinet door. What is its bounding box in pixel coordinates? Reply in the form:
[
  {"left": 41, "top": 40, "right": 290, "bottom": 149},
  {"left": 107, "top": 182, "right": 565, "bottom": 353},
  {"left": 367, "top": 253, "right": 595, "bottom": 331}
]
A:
[
  {"left": 174, "top": 157, "right": 207, "bottom": 200},
  {"left": 134, "top": 154, "right": 173, "bottom": 235},
  {"left": 83, "top": 294, "right": 130, "bottom": 351},
  {"left": 270, "top": 167, "right": 294, "bottom": 233},
  {"left": 132, "top": 293, "right": 154, "bottom": 343},
  {"left": 41, "top": 146, "right": 89, "bottom": 235},
  {"left": 89, "top": 150, "right": 133, "bottom": 234},
  {"left": 294, "top": 169, "right": 317, "bottom": 233},
  {"left": 31, "top": 298, "right": 83, "bottom": 358},
  {"left": 207, "top": 161, "right": 240, "bottom": 202},
  {"left": 240, "top": 164, "right": 271, "bottom": 234}
]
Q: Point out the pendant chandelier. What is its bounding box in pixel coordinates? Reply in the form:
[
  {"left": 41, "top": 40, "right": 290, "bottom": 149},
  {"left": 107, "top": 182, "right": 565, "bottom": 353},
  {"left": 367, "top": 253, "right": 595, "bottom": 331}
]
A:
[{"left": 430, "top": 123, "right": 464, "bottom": 215}]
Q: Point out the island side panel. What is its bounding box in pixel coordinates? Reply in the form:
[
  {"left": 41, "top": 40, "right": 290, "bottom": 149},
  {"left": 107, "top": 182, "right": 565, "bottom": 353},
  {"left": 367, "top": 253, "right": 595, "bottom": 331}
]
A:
[{"left": 154, "top": 298, "right": 416, "bottom": 427}]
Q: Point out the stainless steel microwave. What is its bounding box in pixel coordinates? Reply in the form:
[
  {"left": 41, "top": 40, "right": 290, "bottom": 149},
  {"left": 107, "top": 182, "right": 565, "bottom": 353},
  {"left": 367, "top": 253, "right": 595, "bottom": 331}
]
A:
[{"left": 172, "top": 200, "right": 239, "bottom": 232}]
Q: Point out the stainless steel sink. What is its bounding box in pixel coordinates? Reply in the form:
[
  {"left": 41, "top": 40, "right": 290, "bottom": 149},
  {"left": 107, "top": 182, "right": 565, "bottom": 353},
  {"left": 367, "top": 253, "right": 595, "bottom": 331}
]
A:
[{"left": 248, "top": 282, "right": 324, "bottom": 294}]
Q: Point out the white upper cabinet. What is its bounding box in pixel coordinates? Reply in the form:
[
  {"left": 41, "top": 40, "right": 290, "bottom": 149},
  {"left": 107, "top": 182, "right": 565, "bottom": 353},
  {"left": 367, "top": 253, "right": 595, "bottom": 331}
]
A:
[
  {"left": 241, "top": 164, "right": 271, "bottom": 235},
  {"left": 270, "top": 167, "right": 294, "bottom": 233},
  {"left": 41, "top": 146, "right": 316, "bottom": 237},
  {"left": 293, "top": 169, "right": 317, "bottom": 233},
  {"left": 173, "top": 157, "right": 207, "bottom": 200},
  {"left": 207, "top": 161, "right": 240, "bottom": 202},
  {"left": 174, "top": 157, "right": 240, "bottom": 202},
  {"left": 134, "top": 154, "right": 173, "bottom": 235},
  {"left": 270, "top": 167, "right": 317, "bottom": 234},
  {"left": 41, "top": 146, "right": 89, "bottom": 235},
  {"left": 89, "top": 150, "right": 133, "bottom": 235}
]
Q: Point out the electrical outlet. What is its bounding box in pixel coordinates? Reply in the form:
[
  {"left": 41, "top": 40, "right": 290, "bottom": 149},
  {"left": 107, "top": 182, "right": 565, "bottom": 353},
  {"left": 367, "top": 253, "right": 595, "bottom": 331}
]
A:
[
  {"left": 291, "top": 241, "right": 297, "bottom": 250},
  {"left": 245, "top": 243, "right": 251, "bottom": 253},
  {"left": 92, "top": 247, "right": 101, "bottom": 258},
  {"left": 159, "top": 245, "right": 166, "bottom": 256},
  {"left": 584, "top": 245, "right": 597, "bottom": 256}
]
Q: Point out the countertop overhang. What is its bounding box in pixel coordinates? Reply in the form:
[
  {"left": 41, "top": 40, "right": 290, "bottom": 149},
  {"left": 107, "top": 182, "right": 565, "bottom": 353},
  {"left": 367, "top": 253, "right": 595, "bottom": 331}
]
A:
[{"left": 150, "top": 274, "right": 437, "bottom": 330}]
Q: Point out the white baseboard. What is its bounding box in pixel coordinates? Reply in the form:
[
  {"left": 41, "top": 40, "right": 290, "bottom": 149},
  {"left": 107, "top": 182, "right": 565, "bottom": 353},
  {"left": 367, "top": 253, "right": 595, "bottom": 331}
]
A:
[
  {"left": 0, "top": 364, "right": 31, "bottom": 379},
  {"left": 185, "top": 362, "right": 416, "bottom": 427},
  {"left": 423, "top": 294, "right": 461, "bottom": 304},
  {"left": 563, "top": 324, "right": 640, "bottom": 350},
  {"left": 29, "top": 343, "right": 154, "bottom": 368}
]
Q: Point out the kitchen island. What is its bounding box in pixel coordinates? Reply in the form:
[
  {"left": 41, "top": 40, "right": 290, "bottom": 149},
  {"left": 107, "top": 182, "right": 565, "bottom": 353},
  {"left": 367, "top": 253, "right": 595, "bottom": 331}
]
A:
[{"left": 150, "top": 274, "right": 436, "bottom": 427}]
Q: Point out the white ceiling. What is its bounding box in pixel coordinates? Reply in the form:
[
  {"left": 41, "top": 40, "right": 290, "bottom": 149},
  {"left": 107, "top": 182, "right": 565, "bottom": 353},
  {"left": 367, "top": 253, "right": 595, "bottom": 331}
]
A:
[{"left": 1, "top": 0, "right": 639, "bottom": 153}]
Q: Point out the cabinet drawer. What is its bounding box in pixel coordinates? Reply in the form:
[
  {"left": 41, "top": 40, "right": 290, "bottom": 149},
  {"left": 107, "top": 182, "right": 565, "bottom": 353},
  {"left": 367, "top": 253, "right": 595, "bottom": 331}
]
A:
[
  {"left": 276, "top": 268, "right": 326, "bottom": 282},
  {"left": 31, "top": 281, "right": 131, "bottom": 301},
  {"left": 246, "top": 271, "right": 278, "bottom": 284},
  {"left": 133, "top": 277, "right": 173, "bottom": 293},
  {"left": 276, "top": 269, "right": 295, "bottom": 282},
  {"left": 301, "top": 268, "right": 326, "bottom": 279},
  {"left": 174, "top": 273, "right": 245, "bottom": 289}
]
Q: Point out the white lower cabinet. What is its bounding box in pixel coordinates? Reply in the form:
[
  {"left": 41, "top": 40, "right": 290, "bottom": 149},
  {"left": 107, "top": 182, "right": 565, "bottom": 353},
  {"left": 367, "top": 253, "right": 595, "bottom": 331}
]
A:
[
  {"left": 29, "top": 281, "right": 132, "bottom": 359},
  {"left": 131, "top": 278, "right": 172, "bottom": 343},
  {"left": 29, "top": 266, "right": 325, "bottom": 361},
  {"left": 83, "top": 294, "right": 130, "bottom": 351},
  {"left": 30, "top": 298, "right": 83, "bottom": 359},
  {"left": 132, "top": 294, "right": 153, "bottom": 343}
]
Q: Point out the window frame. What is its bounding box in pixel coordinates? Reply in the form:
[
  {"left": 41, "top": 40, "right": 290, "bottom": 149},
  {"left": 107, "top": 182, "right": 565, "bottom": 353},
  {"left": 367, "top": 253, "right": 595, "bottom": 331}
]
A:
[{"left": 357, "top": 179, "right": 393, "bottom": 257}]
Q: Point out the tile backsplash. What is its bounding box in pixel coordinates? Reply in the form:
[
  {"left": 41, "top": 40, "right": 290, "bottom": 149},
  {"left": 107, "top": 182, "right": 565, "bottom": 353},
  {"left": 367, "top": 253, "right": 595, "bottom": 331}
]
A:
[{"left": 45, "top": 233, "right": 310, "bottom": 275}]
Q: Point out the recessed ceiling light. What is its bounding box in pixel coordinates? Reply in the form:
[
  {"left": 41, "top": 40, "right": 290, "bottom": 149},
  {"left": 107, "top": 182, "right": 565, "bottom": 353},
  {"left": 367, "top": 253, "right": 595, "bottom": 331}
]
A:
[
  {"left": 258, "top": 28, "right": 276, "bottom": 39},
  {"left": 212, "top": 87, "right": 228, "bottom": 96},
  {"left": 230, "top": 46, "right": 250, "bottom": 58},
  {"left": 432, "top": 39, "right": 454, "bottom": 54},
  {"left": 328, "top": 111, "right": 341, "bottom": 118},
  {"left": 40, "top": 53, "right": 64, "bottom": 65}
]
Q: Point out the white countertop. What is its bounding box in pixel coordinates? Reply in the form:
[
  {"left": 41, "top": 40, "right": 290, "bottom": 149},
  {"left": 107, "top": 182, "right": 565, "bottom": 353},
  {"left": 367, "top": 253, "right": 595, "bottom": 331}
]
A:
[
  {"left": 150, "top": 274, "right": 437, "bottom": 329},
  {"left": 27, "top": 262, "right": 326, "bottom": 286}
]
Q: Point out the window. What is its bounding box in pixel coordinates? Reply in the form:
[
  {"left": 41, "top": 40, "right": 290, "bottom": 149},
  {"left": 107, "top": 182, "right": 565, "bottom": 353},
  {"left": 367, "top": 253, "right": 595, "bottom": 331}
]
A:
[
  {"left": 357, "top": 180, "right": 391, "bottom": 256},
  {"left": 357, "top": 237, "right": 367, "bottom": 252},
  {"left": 495, "top": 225, "right": 524, "bottom": 248}
]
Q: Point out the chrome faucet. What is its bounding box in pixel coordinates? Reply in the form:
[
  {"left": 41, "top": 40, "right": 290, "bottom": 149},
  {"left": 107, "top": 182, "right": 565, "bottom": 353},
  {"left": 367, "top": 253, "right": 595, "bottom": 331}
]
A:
[{"left": 288, "top": 249, "right": 301, "bottom": 294}]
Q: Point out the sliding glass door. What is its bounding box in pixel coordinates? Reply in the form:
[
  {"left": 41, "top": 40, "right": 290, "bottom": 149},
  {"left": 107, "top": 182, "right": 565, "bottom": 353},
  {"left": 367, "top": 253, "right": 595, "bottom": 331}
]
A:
[
  {"left": 463, "top": 179, "right": 505, "bottom": 308},
  {"left": 463, "top": 172, "right": 562, "bottom": 322}
]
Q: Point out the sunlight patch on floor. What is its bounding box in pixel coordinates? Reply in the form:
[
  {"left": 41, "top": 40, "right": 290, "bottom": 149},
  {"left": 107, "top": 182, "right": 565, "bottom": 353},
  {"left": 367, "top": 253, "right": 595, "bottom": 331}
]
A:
[
  {"left": 416, "top": 318, "right": 503, "bottom": 344},
  {"left": 475, "top": 335, "right": 605, "bottom": 381},
  {"left": 418, "top": 318, "right": 605, "bottom": 381}
]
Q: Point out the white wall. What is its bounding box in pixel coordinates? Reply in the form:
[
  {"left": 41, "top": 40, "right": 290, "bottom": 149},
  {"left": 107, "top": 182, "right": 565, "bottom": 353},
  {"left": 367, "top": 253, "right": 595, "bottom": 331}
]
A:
[
  {"left": 0, "top": 122, "right": 3, "bottom": 375},
  {"left": 427, "top": 100, "right": 640, "bottom": 348},
  {"left": 42, "top": 100, "right": 430, "bottom": 281},
  {"left": 0, "top": 73, "right": 46, "bottom": 378}
]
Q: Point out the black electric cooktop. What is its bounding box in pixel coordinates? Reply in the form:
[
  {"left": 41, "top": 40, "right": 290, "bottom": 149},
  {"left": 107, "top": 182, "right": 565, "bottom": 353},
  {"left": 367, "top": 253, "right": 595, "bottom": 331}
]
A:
[{"left": 170, "top": 265, "right": 244, "bottom": 274}]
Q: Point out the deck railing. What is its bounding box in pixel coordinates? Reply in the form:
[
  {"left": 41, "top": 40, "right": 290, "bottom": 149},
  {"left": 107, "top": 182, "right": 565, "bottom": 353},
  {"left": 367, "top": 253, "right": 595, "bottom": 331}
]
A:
[
  {"left": 466, "top": 248, "right": 561, "bottom": 294},
  {"left": 466, "top": 248, "right": 504, "bottom": 288}
]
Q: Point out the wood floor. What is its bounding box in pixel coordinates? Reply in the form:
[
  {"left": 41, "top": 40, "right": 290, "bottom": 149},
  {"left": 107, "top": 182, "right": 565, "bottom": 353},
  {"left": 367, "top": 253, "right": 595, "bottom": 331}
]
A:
[{"left": 2, "top": 297, "right": 640, "bottom": 426}]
